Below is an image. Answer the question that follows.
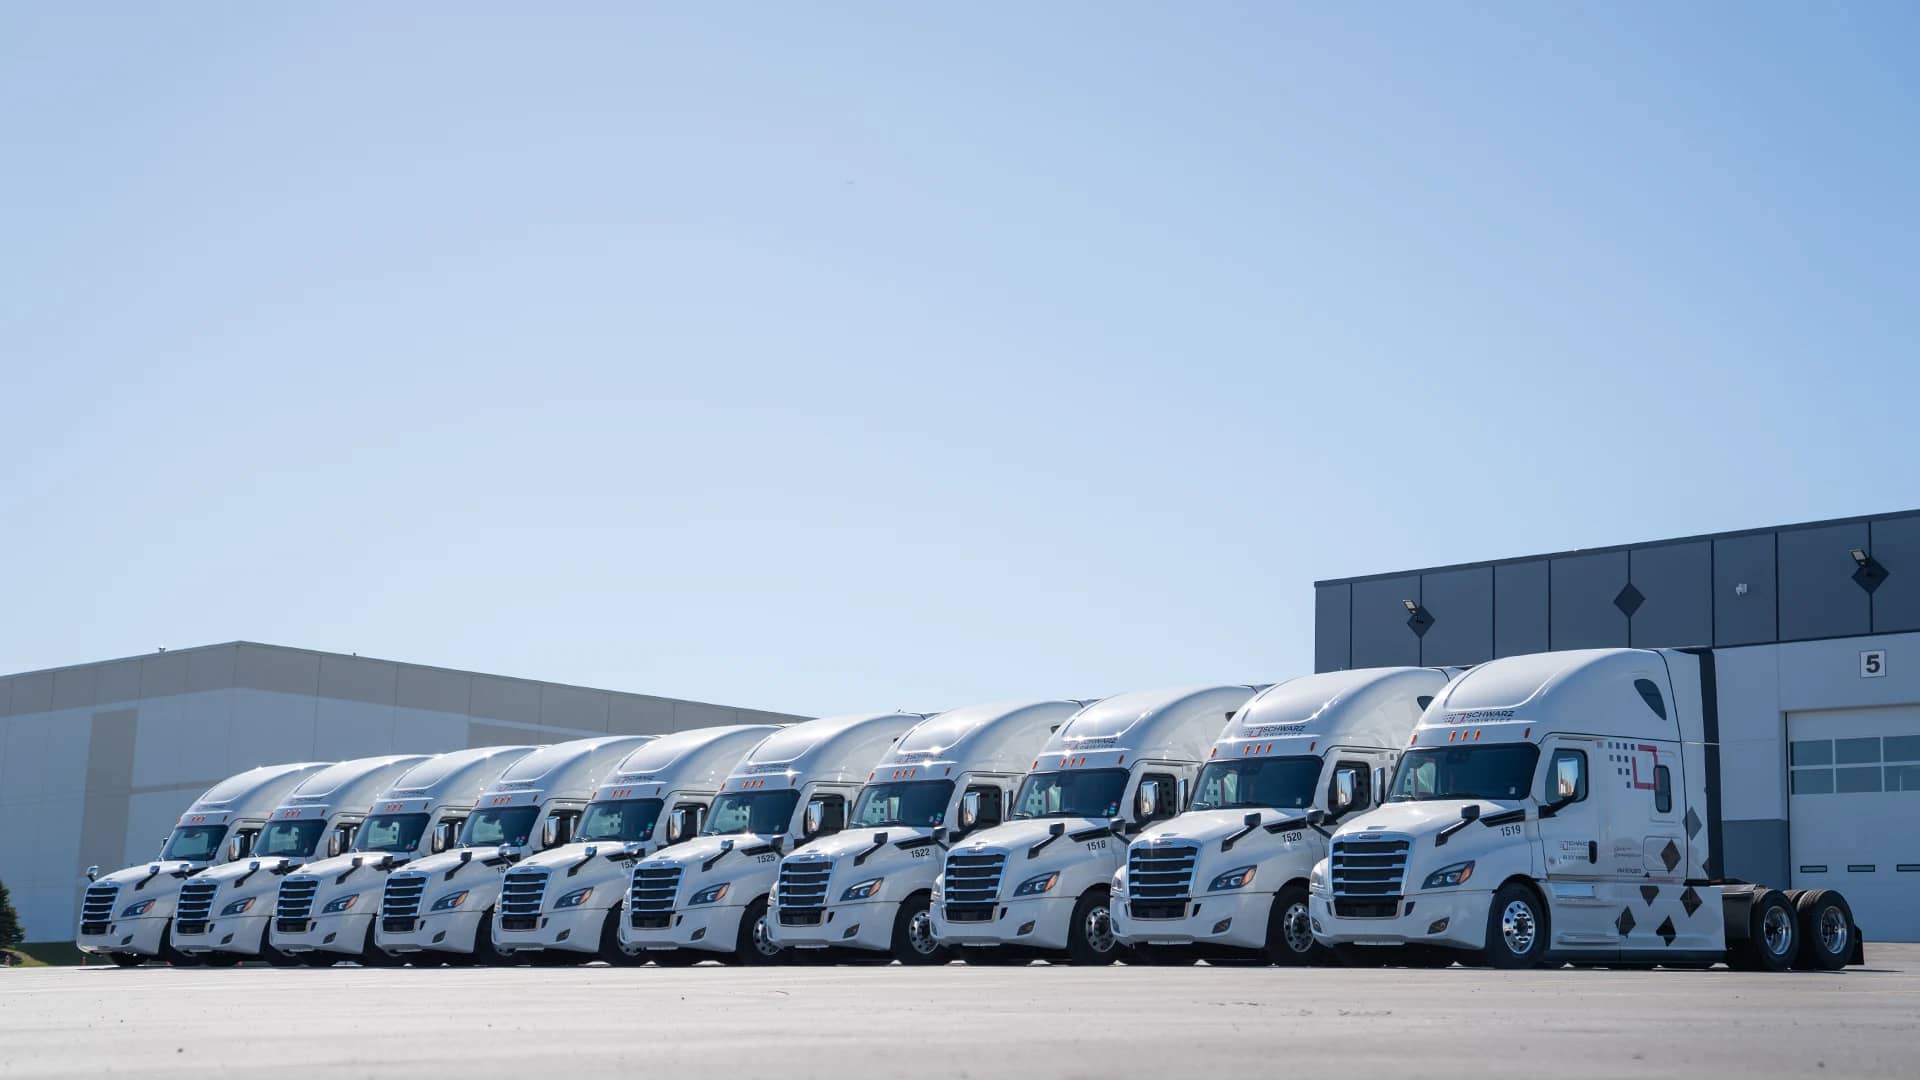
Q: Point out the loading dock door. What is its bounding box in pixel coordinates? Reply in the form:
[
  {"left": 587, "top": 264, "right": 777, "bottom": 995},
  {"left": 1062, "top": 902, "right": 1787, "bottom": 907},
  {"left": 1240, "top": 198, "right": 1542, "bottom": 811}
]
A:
[{"left": 1787, "top": 706, "right": 1920, "bottom": 942}]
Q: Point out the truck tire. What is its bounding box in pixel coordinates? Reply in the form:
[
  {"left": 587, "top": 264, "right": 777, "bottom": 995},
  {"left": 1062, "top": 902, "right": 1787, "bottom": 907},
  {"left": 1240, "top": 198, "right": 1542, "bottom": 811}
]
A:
[
  {"left": 1792, "top": 889, "right": 1853, "bottom": 971},
  {"left": 108, "top": 952, "right": 145, "bottom": 968},
  {"left": 355, "top": 922, "right": 402, "bottom": 967},
  {"left": 158, "top": 928, "right": 202, "bottom": 967},
  {"left": 1065, "top": 887, "right": 1121, "bottom": 966},
  {"left": 598, "top": 909, "right": 645, "bottom": 966},
  {"left": 1480, "top": 881, "right": 1549, "bottom": 969},
  {"left": 891, "top": 892, "right": 950, "bottom": 965},
  {"left": 260, "top": 941, "right": 302, "bottom": 968},
  {"left": 734, "top": 896, "right": 784, "bottom": 965},
  {"left": 473, "top": 911, "right": 508, "bottom": 966},
  {"left": 1265, "top": 884, "right": 1326, "bottom": 966},
  {"left": 1729, "top": 889, "right": 1797, "bottom": 972}
]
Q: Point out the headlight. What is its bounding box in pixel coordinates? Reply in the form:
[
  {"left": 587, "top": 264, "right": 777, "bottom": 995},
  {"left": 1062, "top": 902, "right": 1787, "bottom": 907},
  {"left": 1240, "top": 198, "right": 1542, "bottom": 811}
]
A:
[
  {"left": 689, "top": 883, "right": 730, "bottom": 905},
  {"left": 840, "top": 878, "right": 883, "bottom": 901},
  {"left": 1207, "top": 866, "right": 1257, "bottom": 891},
  {"left": 121, "top": 899, "right": 156, "bottom": 917},
  {"left": 555, "top": 887, "right": 593, "bottom": 909},
  {"left": 1012, "top": 872, "right": 1058, "bottom": 897},
  {"left": 1308, "top": 859, "right": 1328, "bottom": 893},
  {"left": 1422, "top": 861, "right": 1475, "bottom": 889},
  {"left": 429, "top": 890, "right": 469, "bottom": 911},
  {"left": 220, "top": 897, "right": 256, "bottom": 916},
  {"left": 321, "top": 894, "right": 359, "bottom": 914}
]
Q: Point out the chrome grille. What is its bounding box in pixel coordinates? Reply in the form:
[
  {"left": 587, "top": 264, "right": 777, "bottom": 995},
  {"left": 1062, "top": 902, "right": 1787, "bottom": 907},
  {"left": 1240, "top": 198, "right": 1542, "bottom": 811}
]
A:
[
  {"left": 1126, "top": 841, "right": 1197, "bottom": 920},
  {"left": 274, "top": 876, "right": 319, "bottom": 933},
  {"left": 381, "top": 872, "right": 427, "bottom": 932},
  {"left": 777, "top": 858, "right": 832, "bottom": 909},
  {"left": 627, "top": 865, "right": 682, "bottom": 929},
  {"left": 80, "top": 884, "right": 118, "bottom": 935},
  {"left": 175, "top": 880, "right": 218, "bottom": 934},
  {"left": 1330, "top": 836, "right": 1409, "bottom": 918},
  {"left": 499, "top": 868, "right": 548, "bottom": 931},
  {"left": 941, "top": 850, "right": 1005, "bottom": 922}
]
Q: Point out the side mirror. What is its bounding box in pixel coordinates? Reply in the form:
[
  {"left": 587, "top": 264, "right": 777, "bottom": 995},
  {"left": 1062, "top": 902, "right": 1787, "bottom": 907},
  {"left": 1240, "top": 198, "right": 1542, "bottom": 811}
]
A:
[
  {"left": 1459, "top": 803, "right": 1482, "bottom": 822},
  {"left": 668, "top": 806, "right": 699, "bottom": 844},
  {"left": 327, "top": 830, "right": 345, "bottom": 859},
  {"left": 1135, "top": 780, "right": 1160, "bottom": 822},
  {"left": 1375, "top": 766, "right": 1388, "bottom": 802},
  {"left": 1306, "top": 809, "right": 1327, "bottom": 827},
  {"left": 226, "top": 836, "right": 245, "bottom": 862},
  {"left": 803, "top": 799, "right": 826, "bottom": 839},
  {"left": 87, "top": 865, "right": 99, "bottom": 882},
  {"left": 1177, "top": 778, "right": 1190, "bottom": 812},
  {"left": 432, "top": 822, "right": 456, "bottom": 854},
  {"left": 543, "top": 816, "right": 560, "bottom": 849},
  {"left": 959, "top": 791, "right": 981, "bottom": 830},
  {"left": 1333, "top": 770, "right": 1357, "bottom": 812}
]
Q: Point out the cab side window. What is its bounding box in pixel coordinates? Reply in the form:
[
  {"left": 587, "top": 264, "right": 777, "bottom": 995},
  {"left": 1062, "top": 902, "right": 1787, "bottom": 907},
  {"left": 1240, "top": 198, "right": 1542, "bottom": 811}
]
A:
[
  {"left": 1654, "top": 765, "right": 1672, "bottom": 814},
  {"left": 1546, "top": 750, "right": 1588, "bottom": 804}
]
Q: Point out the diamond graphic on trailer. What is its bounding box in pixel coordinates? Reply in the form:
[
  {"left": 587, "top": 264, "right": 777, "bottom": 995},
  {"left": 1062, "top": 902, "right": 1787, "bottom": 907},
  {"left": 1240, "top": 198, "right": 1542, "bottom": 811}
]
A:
[
  {"left": 1615, "top": 907, "right": 1636, "bottom": 937},
  {"left": 1660, "top": 840, "right": 1682, "bottom": 872},
  {"left": 1680, "top": 886, "right": 1703, "bottom": 917}
]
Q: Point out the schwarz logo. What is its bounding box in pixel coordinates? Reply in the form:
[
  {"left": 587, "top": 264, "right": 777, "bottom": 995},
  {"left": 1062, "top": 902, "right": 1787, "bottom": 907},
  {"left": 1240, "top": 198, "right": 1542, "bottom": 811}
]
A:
[
  {"left": 1442, "top": 709, "right": 1515, "bottom": 725},
  {"left": 746, "top": 763, "right": 789, "bottom": 775},
  {"left": 1066, "top": 736, "right": 1119, "bottom": 750},
  {"left": 1243, "top": 722, "right": 1308, "bottom": 738}
]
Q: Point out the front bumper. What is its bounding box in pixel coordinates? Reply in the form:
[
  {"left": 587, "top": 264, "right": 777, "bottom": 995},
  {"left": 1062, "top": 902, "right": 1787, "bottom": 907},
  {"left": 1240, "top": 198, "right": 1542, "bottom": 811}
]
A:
[
  {"left": 767, "top": 900, "right": 896, "bottom": 952},
  {"left": 1111, "top": 889, "right": 1270, "bottom": 951},
  {"left": 174, "top": 912, "right": 270, "bottom": 955},
  {"left": 930, "top": 895, "right": 1074, "bottom": 952},
  {"left": 493, "top": 904, "right": 610, "bottom": 954},
  {"left": 375, "top": 909, "right": 485, "bottom": 954},
  {"left": 618, "top": 902, "right": 748, "bottom": 955},
  {"left": 1309, "top": 888, "right": 1491, "bottom": 950},
  {"left": 271, "top": 910, "right": 374, "bottom": 955},
  {"left": 76, "top": 915, "right": 170, "bottom": 957}
]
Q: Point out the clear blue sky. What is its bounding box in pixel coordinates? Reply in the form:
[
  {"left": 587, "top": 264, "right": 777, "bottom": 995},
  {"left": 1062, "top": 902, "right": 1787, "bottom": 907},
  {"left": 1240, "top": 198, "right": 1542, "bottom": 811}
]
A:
[{"left": 4, "top": 5, "right": 1916, "bottom": 716}]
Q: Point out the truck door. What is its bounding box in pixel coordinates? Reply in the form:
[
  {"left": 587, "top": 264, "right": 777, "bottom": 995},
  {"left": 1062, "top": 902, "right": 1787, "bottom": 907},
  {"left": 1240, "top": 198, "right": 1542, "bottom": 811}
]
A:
[{"left": 1533, "top": 738, "right": 1616, "bottom": 950}]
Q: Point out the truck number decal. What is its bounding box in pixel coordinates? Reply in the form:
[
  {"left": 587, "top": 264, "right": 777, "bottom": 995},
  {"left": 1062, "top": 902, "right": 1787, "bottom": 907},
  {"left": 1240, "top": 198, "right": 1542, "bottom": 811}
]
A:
[
  {"left": 1500, "top": 824, "right": 1523, "bottom": 837},
  {"left": 1280, "top": 831, "right": 1303, "bottom": 843},
  {"left": 1084, "top": 839, "right": 1108, "bottom": 851},
  {"left": 910, "top": 847, "right": 931, "bottom": 859},
  {"left": 754, "top": 854, "right": 777, "bottom": 864}
]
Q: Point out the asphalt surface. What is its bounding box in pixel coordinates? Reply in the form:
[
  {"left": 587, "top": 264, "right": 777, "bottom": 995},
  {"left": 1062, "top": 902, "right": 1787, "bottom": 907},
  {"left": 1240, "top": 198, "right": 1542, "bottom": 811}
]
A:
[{"left": 3, "top": 945, "right": 1917, "bottom": 1079}]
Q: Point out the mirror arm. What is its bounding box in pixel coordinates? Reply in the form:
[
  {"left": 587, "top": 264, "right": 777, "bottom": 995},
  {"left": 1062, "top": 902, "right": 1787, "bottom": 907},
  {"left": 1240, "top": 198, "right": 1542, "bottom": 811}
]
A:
[
  {"left": 1027, "top": 823, "right": 1066, "bottom": 859},
  {"left": 852, "top": 832, "right": 890, "bottom": 868}
]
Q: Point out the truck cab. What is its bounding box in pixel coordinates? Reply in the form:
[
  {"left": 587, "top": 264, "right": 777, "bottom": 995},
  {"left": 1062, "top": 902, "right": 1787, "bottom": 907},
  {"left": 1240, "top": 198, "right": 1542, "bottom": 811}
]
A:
[
  {"left": 1311, "top": 648, "right": 1864, "bottom": 971},
  {"left": 169, "top": 754, "right": 430, "bottom": 964},
  {"left": 1112, "top": 667, "right": 1448, "bottom": 964},
  {"left": 930, "top": 685, "right": 1258, "bottom": 965},
  {"left": 77, "top": 761, "right": 331, "bottom": 967},
  {"left": 375, "top": 735, "right": 654, "bottom": 962},
  {"left": 489, "top": 725, "right": 779, "bottom": 964},
  {"left": 766, "top": 700, "right": 1082, "bottom": 963},
  {"left": 619, "top": 712, "right": 924, "bottom": 965},
  {"left": 269, "top": 745, "right": 538, "bottom": 965}
]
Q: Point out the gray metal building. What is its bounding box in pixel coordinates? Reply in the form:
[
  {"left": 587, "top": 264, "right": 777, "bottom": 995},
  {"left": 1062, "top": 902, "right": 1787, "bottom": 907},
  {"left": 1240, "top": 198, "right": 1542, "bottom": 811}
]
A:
[
  {"left": 1315, "top": 509, "right": 1920, "bottom": 941},
  {"left": 0, "top": 642, "right": 807, "bottom": 945}
]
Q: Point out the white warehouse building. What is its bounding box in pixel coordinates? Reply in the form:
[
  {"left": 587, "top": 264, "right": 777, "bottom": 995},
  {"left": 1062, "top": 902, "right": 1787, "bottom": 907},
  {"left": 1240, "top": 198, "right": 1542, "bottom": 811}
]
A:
[{"left": 0, "top": 641, "right": 807, "bottom": 945}]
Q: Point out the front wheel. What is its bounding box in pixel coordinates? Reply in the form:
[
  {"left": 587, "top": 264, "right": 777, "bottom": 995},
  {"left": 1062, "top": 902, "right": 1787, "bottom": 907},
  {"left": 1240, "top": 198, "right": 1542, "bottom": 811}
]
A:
[
  {"left": 1065, "top": 888, "right": 1121, "bottom": 966},
  {"left": 734, "top": 897, "right": 784, "bottom": 965},
  {"left": 598, "top": 909, "right": 645, "bottom": 966},
  {"left": 1480, "top": 882, "right": 1549, "bottom": 969},
  {"left": 1265, "top": 884, "right": 1327, "bottom": 966},
  {"left": 891, "top": 893, "right": 950, "bottom": 965},
  {"left": 108, "top": 952, "right": 145, "bottom": 968},
  {"left": 473, "top": 911, "right": 508, "bottom": 966}
]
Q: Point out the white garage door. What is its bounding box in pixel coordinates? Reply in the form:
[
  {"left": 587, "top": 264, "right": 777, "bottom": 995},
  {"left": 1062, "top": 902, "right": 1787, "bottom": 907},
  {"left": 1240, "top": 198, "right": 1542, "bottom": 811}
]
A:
[{"left": 1788, "top": 705, "right": 1920, "bottom": 943}]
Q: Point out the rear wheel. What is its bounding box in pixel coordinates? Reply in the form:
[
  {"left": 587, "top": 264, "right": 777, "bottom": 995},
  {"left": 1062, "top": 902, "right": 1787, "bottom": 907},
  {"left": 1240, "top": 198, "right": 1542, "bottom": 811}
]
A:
[
  {"left": 735, "top": 897, "right": 784, "bottom": 965},
  {"left": 1480, "top": 882, "right": 1549, "bottom": 969},
  {"left": 1265, "top": 884, "right": 1326, "bottom": 966},
  {"left": 890, "top": 893, "right": 950, "bottom": 965},
  {"left": 1792, "top": 890, "right": 1854, "bottom": 971},
  {"left": 1730, "top": 889, "right": 1798, "bottom": 972},
  {"left": 1065, "top": 888, "right": 1121, "bottom": 966}
]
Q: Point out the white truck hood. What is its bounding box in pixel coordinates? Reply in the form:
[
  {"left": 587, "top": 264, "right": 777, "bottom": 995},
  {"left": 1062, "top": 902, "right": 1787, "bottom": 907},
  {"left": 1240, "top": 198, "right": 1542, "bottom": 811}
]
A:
[
  {"left": 639, "top": 833, "right": 776, "bottom": 870},
  {"left": 795, "top": 826, "right": 930, "bottom": 860},
  {"left": 954, "top": 818, "right": 1108, "bottom": 854},
  {"left": 1336, "top": 799, "right": 1518, "bottom": 837}
]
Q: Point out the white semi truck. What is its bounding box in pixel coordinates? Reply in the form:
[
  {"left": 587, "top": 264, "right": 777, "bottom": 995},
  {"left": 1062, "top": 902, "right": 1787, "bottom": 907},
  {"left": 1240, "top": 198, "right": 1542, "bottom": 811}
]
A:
[
  {"left": 1311, "top": 648, "right": 1865, "bottom": 971},
  {"left": 169, "top": 754, "right": 431, "bottom": 965},
  {"left": 489, "top": 725, "right": 779, "bottom": 964},
  {"left": 376, "top": 735, "right": 654, "bottom": 964},
  {"left": 766, "top": 700, "right": 1084, "bottom": 963},
  {"left": 1111, "top": 667, "right": 1450, "bottom": 964},
  {"left": 269, "top": 744, "right": 539, "bottom": 965},
  {"left": 930, "top": 685, "right": 1259, "bottom": 965},
  {"left": 620, "top": 712, "right": 925, "bottom": 965},
  {"left": 77, "top": 761, "right": 331, "bottom": 967}
]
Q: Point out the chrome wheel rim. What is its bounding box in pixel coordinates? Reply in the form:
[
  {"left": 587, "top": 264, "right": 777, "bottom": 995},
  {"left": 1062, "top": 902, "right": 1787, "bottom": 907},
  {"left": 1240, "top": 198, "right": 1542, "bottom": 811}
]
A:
[
  {"left": 752, "top": 915, "right": 780, "bottom": 957},
  {"left": 1818, "top": 906, "right": 1849, "bottom": 955},
  {"left": 907, "top": 910, "right": 939, "bottom": 956},
  {"left": 1762, "top": 905, "right": 1794, "bottom": 956},
  {"left": 1500, "top": 899, "right": 1538, "bottom": 955},
  {"left": 1085, "top": 903, "right": 1116, "bottom": 953},
  {"left": 1282, "top": 900, "right": 1315, "bottom": 954}
]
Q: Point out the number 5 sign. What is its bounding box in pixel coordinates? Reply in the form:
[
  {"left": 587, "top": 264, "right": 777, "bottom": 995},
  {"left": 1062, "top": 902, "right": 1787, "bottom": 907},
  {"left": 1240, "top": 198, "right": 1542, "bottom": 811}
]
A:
[{"left": 1861, "top": 650, "right": 1887, "bottom": 678}]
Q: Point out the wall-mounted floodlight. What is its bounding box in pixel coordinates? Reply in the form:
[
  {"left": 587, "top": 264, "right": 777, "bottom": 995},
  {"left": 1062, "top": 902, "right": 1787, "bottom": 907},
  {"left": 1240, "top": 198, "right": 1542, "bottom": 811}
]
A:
[
  {"left": 1851, "top": 548, "right": 1870, "bottom": 567},
  {"left": 1851, "top": 548, "right": 1889, "bottom": 595},
  {"left": 1403, "top": 599, "right": 1434, "bottom": 637}
]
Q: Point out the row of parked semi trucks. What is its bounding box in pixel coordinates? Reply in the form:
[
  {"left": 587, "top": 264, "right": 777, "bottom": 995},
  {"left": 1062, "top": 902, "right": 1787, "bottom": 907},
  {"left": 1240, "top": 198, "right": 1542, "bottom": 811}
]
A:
[{"left": 77, "top": 647, "right": 1866, "bottom": 972}]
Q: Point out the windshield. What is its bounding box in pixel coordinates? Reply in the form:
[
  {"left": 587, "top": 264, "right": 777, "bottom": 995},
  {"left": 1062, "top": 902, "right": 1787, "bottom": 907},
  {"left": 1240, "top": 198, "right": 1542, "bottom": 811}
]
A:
[
  {"left": 460, "top": 806, "right": 540, "bottom": 847},
  {"left": 355, "top": 813, "right": 430, "bottom": 853},
  {"left": 578, "top": 798, "right": 666, "bottom": 843},
  {"left": 1014, "top": 769, "right": 1129, "bottom": 820},
  {"left": 162, "top": 824, "right": 228, "bottom": 862},
  {"left": 852, "top": 781, "right": 955, "bottom": 828},
  {"left": 1192, "top": 755, "right": 1323, "bottom": 811},
  {"left": 703, "top": 790, "right": 801, "bottom": 836},
  {"left": 1389, "top": 744, "right": 1541, "bottom": 802},
  {"left": 256, "top": 819, "right": 327, "bottom": 858}
]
